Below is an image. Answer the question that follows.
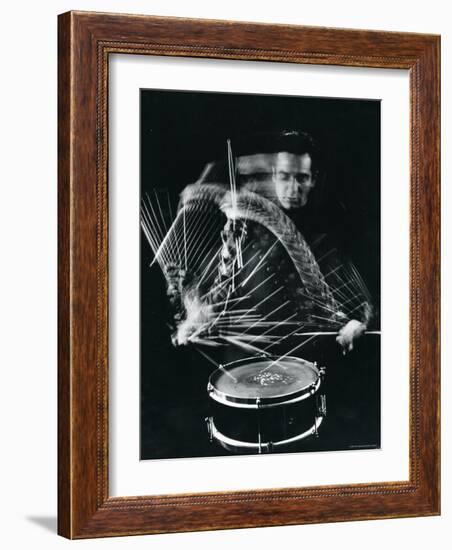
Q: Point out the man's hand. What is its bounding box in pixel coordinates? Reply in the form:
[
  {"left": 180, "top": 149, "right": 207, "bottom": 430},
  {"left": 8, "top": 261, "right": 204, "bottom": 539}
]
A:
[{"left": 336, "top": 319, "right": 367, "bottom": 354}]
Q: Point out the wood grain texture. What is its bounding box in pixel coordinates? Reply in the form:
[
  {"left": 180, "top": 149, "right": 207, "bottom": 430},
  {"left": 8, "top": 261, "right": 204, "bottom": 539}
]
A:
[
  {"left": 57, "top": 10, "right": 440, "bottom": 539},
  {"left": 57, "top": 10, "right": 72, "bottom": 538}
]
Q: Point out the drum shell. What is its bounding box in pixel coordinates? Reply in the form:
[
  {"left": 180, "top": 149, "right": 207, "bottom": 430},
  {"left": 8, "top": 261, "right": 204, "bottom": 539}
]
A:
[{"left": 209, "top": 392, "right": 320, "bottom": 449}]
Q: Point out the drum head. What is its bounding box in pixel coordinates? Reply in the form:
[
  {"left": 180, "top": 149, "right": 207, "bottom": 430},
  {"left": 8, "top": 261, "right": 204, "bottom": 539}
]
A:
[{"left": 208, "top": 356, "right": 319, "bottom": 407}]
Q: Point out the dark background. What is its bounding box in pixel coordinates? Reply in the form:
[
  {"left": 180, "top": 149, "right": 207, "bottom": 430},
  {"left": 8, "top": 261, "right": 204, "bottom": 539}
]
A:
[{"left": 140, "top": 89, "right": 381, "bottom": 460}]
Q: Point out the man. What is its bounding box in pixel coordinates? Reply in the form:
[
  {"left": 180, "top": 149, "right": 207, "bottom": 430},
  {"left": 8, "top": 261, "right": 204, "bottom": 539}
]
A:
[
  {"left": 173, "top": 129, "right": 373, "bottom": 355},
  {"left": 225, "top": 130, "right": 371, "bottom": 354},
  {"left": 270, "top": 135, "right": 369, "bottom": 353}
]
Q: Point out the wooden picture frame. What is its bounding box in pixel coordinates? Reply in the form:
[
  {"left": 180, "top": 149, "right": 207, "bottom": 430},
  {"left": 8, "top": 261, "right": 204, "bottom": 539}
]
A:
[{"left": 58, "top": 11, "right": 440, "bottom": 538}]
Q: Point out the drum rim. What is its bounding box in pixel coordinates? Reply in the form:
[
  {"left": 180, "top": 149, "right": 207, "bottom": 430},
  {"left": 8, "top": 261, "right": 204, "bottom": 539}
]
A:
[
  {"left": 207, "top": 355, "right": 320, "bottom": 408},
  {"left": 206, "top": 415, "right": 324, "bottom": 452}
]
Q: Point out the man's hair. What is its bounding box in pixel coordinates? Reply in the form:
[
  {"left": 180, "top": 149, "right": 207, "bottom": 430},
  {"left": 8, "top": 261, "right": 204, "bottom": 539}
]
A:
[
  {"left": 272, "top": 130, "right": 321, "bottom": 179},
  {"left": 230, "top": 130, "right": 322, "bottom": 178},
  {"left": 196, "top": 129, "right": 324, "bottom": 188}
]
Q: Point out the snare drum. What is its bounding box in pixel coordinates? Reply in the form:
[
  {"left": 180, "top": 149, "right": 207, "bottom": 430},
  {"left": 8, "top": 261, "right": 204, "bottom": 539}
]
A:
[{"left": 206, "top": 355, "right": 326, "bottom": 453}]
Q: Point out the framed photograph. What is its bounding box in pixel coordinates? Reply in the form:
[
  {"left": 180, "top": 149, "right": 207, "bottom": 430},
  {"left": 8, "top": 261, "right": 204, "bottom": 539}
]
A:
[{"left": 58, "top": 11, "right": 440, "bottom": 538}]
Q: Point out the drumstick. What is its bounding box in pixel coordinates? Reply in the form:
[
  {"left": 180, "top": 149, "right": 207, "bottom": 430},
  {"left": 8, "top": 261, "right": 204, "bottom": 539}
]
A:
[{"left": 292, "top": 330, "right": 381, "bottom": 336}]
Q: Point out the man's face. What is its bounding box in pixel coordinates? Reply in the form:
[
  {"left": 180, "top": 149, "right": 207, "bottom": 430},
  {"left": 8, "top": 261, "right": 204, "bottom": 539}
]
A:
[{"left": 273, "top": 152, "right": 315, "bottom": 210}]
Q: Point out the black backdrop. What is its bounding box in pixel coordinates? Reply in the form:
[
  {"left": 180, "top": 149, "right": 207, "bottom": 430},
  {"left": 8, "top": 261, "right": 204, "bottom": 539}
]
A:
[{"left": 140, "top": 89, "right": 380, "bottom": 460}]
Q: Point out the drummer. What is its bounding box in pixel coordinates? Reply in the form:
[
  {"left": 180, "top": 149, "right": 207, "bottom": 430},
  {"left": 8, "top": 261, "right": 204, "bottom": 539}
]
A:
[
  {"left": 198, "top": 130, "right": 373, "bottom": 354},
  {"left": 275, "top": 131, "right": 370, "bottom": 353}
]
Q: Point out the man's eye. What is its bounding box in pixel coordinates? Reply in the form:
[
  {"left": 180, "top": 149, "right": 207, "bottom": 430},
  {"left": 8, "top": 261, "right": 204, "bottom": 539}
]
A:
[
  {"left": 277, "top": 172, "right": 290, "bottom": 181},
  {"left": 296, "top": 174, "right": 310, "bottom": 184}
]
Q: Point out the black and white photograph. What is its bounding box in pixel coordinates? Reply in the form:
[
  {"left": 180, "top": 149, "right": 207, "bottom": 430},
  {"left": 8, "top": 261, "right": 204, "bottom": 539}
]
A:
[
  {"left": 140, "top": 89, "right": 381, "bottom": 460},
  {"left": 1, "top": 0, "right": 445, "bottom": 546}
]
